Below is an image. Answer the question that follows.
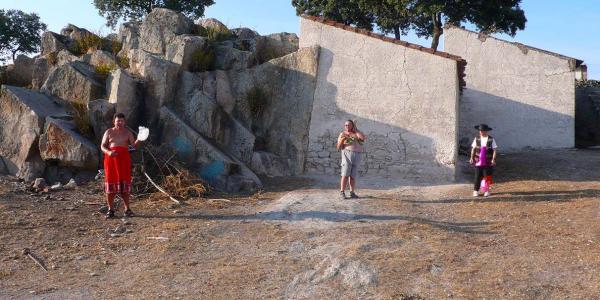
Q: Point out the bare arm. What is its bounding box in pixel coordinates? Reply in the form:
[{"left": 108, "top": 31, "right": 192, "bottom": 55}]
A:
[
  {"left": 469, "top": 147, "right": 476, "bottom": 164},
  {"left": 128, "top": 131, "right": 139, "bottom": 148},
  {"left": 355, "top": 130, "right": 366, "bottom": 141},
  {"left": 336, "top": 133, "right": 346, "bottom": 151},
  {"left": 491, "top": 149, "right": 497, "bottom": 165},
  {"left": 101, "top": 130, "right": 116, "bottom": 157}
]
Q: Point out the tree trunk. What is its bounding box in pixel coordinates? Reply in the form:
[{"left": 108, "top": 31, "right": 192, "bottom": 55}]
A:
[
  {"left": 430, "top": 12, "right": 443, "bottom": 50},
  {"left": 394, "top": 25, "right": 401, "bottom": 40}
]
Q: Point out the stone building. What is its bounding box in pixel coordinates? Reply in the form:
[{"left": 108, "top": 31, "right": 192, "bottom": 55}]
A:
[
  {"left": 300, "top": 16, "right": 466, "bottom": 181},
  {"left": 444, "top": 25, "right": 586, "bottom": 152}
]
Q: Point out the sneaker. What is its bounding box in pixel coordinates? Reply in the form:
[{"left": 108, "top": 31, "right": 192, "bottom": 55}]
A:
[
  {"left": 472, "top": 191, "right": 479, "bottom": 197},
  {"left": 105, "top": 210, "right": 115, "bottom": 219},
  {"left": 339, "top": 191, "right": 346, "bottom": 200},
  {"left": 483, "top": 191, "right": 491, "bottom": 197},
  {"left": 349, "top": 191, "right": 359, "bottom": 199}
]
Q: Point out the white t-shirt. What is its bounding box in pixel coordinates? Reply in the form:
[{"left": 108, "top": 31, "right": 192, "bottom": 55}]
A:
[{"left": 471, "top": 136, "right": 498, "bottom": 149}]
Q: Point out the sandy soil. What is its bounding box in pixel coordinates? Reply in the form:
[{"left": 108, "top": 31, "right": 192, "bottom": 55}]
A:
[{"left": 1, "top": 148, "right": 600, "bottom": 299}]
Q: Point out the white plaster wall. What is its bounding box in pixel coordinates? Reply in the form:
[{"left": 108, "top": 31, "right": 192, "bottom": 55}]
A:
[
  {"left": 444, "top": 27, "right": 576, "bottom": 151},
  {"left": 300, "top": 18, "right": 460, "bottom": 180}
]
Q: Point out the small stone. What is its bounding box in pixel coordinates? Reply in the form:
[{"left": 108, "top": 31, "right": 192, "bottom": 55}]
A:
[
  {"left": 89, "top": 272, "right": 98, "bottom": 277},
  {"left": 64, "top": 179, "right": 77, "bottom": 189}
]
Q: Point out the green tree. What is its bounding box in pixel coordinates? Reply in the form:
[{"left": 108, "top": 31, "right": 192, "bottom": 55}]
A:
[
  {"left": 0, "top": 9, "right": 47, "bottom": 62},
  {"left": 361, "top": 0, "right": 412, "bottom": 40},
  {"left": 410, "top": 0, "right": 527, "bottom": 50},
  {"left": 93, "top": 0, "right": 216, "bottom": 28},
  {"left": 292, "top": 0, "right": 375, "bottom": 30}
]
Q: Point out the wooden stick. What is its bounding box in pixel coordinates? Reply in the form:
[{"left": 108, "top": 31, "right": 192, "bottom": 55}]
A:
[
  {"left": 22, "top": 248, "right": 48, "bottom": 272},
  {"left": 143, "top": 172, "right": 180, "bottom": 204}
]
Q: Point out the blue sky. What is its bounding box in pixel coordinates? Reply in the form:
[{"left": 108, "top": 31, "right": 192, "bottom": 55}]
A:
[{"left": 2, "top": 0, "right": 598, "bottom": 79}]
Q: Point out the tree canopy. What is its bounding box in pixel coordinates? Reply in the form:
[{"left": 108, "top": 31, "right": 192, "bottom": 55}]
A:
[
  {"left": 292, "top": 0, "right": 527, "bottom": 50},
  {"left": 94, "top": 0, "right": 216, "bottom": 28},
  {"left": 0, "top": 9, "right": 47, "bottom": 62}
]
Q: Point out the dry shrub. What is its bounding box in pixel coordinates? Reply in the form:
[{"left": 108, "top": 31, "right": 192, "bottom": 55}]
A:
[
  {"left": 247, "top": 86, "right": 269, "bottom": 117},
  {"left": 189, "top": 47, "right": 215, "bottom": 73},
  {"left": 71, "top": 102, "right": 94, "bottom": 138},
  {"left": 257, "top": 44, "right": 280, "bottom": 64},
  {"left": 163, "top": 169, "right": 209, "bottom": 199},
  {"left": 46, "top": 52, "right": 58, "bottom": 66},
  {"left": 117, "top": 55, "right": 130, "bottom": 69},
  {"left": 206, "top": 26, "right": 233, "bottom": 42},
  {"left": 132, "top": 144, "right": 210, "bottom": 201}
]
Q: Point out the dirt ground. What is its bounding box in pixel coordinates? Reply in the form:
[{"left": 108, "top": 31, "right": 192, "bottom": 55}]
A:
[{"left": 1, "top": 148, "right": 600, "bottom": 299}]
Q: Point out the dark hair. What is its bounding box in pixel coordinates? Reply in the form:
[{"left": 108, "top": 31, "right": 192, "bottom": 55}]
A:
[
  {"left": 113, "top": 113, "right": 126, "bottom": 120},
  {"left": 344, "top": 119, "right": 356, "bottom": 132}
]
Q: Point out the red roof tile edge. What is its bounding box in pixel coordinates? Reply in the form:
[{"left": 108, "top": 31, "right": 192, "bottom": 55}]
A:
[
  {"left": 301, "top": 15, "right": 463, "bottom": 62},
  {"left": 301, "top": 15, "right": 467, "bottom": 92}
]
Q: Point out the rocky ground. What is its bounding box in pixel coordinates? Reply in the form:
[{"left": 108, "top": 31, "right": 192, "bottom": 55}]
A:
[{"left": 1, "top": 148, "right": 600, "bottom": 299}]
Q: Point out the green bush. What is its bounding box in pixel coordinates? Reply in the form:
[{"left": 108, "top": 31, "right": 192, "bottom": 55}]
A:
[
  {"left": 257, "top": 44, "right": 280, "bottom": 64},
  {"left": 69, "top": 33, "right": 104, "bottom": 56},
  {"left": 68, "top": 32, "right": 122, "bottom": 57},
  {"left": 206, "top": 26, "right": 233, "bottom": 43},
  {"left": 192, "top": 24, "right": 208, "bottom": 37},
  {"left": 117, "top": 55, "right": 130, "bottom": 69},
  {"left": 189, "top": 47, "right": 215, "bottom": 73},
  {"left": 95, "top": 63, "right": 117, "bottom": 80},
  {"left": 247, "top": 86, "right": 269, "bottom": 117}
]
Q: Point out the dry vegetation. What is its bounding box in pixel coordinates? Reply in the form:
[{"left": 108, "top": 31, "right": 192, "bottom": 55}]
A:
[{"left": 1, "top": 149, "right": 600, "bottom": 299}]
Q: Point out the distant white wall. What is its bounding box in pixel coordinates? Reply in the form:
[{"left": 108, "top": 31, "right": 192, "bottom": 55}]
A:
[
  {"left": 445, "top": 26, "right": 577, "bottom": 151},
  {"left": 300, "top": 17, "right": 461, "bottom": 180}
]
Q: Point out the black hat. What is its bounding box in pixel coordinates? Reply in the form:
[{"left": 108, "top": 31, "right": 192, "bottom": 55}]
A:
[{"left": 474, "top": 124, "right": 492, "bottom": 131}]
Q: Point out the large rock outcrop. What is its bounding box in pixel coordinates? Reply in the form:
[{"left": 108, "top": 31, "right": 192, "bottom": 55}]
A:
[
  {"left": 158, "top": 107, "right": 261, "bottom": 191},
  {"left": 228, "top": 46, "right": 320, "bottom": 175},
  {"left": 107, "top": 69, "right": 141, "bottom": 127},
  {"left": 0, "top": 55, "right": 34, "bottom": 87},
  {"left": 41, "top": 61, "right": 105, "bottom": 105},
  {"left": 128, "top": 49, "right": 180, "bottom": 123},
  {"left": 139, "top": 8, "right": 193, "bottom": 56},
  {"left": 88, "top": 99, "right": 115, "bottom": 143},
  {"left": 117, "top": 22, "right": 140, "bottom": 57},
  {"left": 41, "top": 32, "right": 68, "bottom": 55},
  {"left": 165, "top": 35, "right": 207, "bottom": 71},
  {"left": 0, "top": 86, "right": 67, "bottom": 181},
  {"left": 39, "top": 117, "right": 99, "bottom": 170}
]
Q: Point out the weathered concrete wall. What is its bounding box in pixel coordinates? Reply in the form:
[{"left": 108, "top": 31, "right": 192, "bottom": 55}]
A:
[
  {"left": 445, "top": 26, "right": 578, "bottom": 151},
  {"left": 300, "top": 17, "right": 461, "bottom": 180}
]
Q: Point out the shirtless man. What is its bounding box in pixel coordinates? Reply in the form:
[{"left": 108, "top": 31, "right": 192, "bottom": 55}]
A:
[
  {"left": 101, "top": 113, "right": 139, "bottom": 219},
  {"left": 336, "top": 120, "right": 366, "bottom": 199}
]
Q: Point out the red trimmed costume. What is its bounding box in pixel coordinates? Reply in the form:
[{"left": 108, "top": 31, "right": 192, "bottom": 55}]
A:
[{"left": 103, "top": 146, "right": 131, "bottom": 194}]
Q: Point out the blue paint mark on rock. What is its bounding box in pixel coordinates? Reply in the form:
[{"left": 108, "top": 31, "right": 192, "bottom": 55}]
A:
[
  {"left": 172, "top": 136, "right": 193, "bottom": 155},
  {"left": 201, "top": 160, "right": 225, "bottom": 181}
]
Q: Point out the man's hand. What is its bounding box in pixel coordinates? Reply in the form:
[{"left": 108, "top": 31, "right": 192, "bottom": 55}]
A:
[
  {"left": 491, "top": 159, "right": 496, "bottom": 166},
  {"left": 469, "top": 157, "right": 474, "bottom": 164},
  {"left": 108, "top": 150, "right": 118, "bottom": 157}
]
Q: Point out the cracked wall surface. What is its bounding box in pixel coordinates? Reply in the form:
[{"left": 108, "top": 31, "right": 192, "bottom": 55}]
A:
[
  {"left": 445, "top": 26, "right": 577, "bottom": 151},
  {"left": 300, "top": 18, "right": 460, "bottom": 180}
]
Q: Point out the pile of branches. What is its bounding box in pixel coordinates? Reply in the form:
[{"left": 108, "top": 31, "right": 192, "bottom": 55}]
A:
[{"left": 132, "top": 144, "right": 210, "bottom": 203}]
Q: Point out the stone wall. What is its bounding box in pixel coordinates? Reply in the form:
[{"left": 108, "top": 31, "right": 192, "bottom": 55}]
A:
[
  {"left": 444, "top": 26, "right": 580, "bottom": 152},
  {"left": 300, "top": 17, "right": 462, "bottom": 181}
]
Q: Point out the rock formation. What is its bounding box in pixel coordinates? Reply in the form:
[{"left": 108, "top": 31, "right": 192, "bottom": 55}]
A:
[{"left": 0, "top": 8, "right": 316, "bottom": 192}]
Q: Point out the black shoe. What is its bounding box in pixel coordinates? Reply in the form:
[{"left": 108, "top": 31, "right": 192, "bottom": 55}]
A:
[
  {"left": 349, "top": 191, "right": 359, "bottom": 199},
  {"left": 124, "top": 209, "right": 134, "bottom": 218},
  {"left": 339, "top": 191, "right": 346, "bottom": 200},
  {"left": 105, "top": 210, "right": 115, "bottom": 219}
]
